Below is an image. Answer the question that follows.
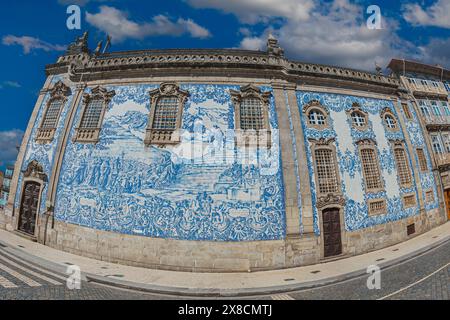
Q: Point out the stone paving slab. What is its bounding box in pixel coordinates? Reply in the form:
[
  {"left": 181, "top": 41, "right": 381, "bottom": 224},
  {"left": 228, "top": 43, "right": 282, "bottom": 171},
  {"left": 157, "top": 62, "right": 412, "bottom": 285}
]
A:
[{"left": 0, "top": 222, "right": 449, "bottom": 296}]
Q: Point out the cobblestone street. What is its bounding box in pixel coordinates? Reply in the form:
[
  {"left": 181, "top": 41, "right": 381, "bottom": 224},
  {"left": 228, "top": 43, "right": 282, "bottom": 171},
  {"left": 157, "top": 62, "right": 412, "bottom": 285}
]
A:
[{"left": 0, "top": 239, "right": 449, "bottom": 300}]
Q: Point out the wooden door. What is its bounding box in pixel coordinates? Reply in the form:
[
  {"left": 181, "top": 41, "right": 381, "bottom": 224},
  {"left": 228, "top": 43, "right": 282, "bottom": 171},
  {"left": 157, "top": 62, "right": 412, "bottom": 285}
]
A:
[
  {"left": 445, "top": 190, "right": 450, "bottom": 220},
  {"left": 323, "top": 208, "right": 342, "bottom": 258},
  {"left": 18, "top": 182, "right": 40, "bottom": 235}
]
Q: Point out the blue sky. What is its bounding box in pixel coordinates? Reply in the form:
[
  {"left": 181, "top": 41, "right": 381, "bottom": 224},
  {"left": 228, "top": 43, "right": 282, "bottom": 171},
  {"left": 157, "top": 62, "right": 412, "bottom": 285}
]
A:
[{"left": 0, "top": 0, "right": 449, "bottom": 170}]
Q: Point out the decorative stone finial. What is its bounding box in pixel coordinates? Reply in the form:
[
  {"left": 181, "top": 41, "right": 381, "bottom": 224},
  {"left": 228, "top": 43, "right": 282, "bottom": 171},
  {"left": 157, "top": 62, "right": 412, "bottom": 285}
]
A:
[
  {"left": 267, "top": 34, "right": 284, "bottom": 57},
  {"left": 66, "top": 31, "right": 90, "bottom": 55}
]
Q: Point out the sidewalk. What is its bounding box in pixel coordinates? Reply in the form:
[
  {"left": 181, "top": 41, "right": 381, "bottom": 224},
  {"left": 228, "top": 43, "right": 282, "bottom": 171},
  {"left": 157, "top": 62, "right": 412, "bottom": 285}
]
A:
[{"left": 0, "top": 222, "right": 449, "bottom": 297}]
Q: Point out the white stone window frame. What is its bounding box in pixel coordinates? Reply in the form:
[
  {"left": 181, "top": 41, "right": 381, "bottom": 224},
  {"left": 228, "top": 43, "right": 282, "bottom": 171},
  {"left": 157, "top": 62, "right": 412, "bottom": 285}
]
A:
[
  {"left": 144, "top": 82, "right": 189, "bottom": 146},
  {"left": 357, "top": 139, "right": 385, "bottom": 193},
  {"left": 416, "top": 148, "right": 429, "bottom": 173},
  {"left": 391, "top": 140, "right": 413, "bottom": 188},
  {"left": 347, "top": 103, "right": 369, "bottom": 131},
  {"left": 381, "top": 108, "right": 399, "bottom": 132},
  {"left": 367, "top": 198, "right": 387, "bottom": 216},
  {"left": 309, "top": 137, "right": 342, "bottom": 199},
  {"left": 230, "top": 84, "right": 272, "bottom": 149},
  {"left": 36, "top": 81, "right": 71, "bottom": 144},
  {"left": 402, "top": 193, "right": 416, "bottom": 208},
  {"left": 303, "top": 100, "right": 329, "bottom": 130},
  {"left": 74, "top": 86, "right": 116, "bottom": 144}
]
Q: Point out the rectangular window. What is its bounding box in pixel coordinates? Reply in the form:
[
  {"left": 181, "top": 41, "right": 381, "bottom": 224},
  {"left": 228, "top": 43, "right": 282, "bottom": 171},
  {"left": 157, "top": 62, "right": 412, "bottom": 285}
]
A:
[
  {"left": 403, "top": 194, "right": 416, "bottom": 208},
  {"left": 431, "top": 135, "right": 444, "bottom": 154},
  {"left": 41, "top": 99, "right": 63, "bottom": 129},
  {"left": 368, "top": 199, "right": 386, "bottom": 216},
  {"left": 394, "top": 147, "right": 412, "bottom": 187},
  {"left": 417, "top": 148, "right": 428, "bottom": 172},
  {"left": 431, "top": 101, "right": 441, "bottom": 116},
  {"left": 314, "top": 148, "right": 339, "bottom": 194},
  {"left": 419, "top": 100, "right": 431, "bottom": 117},
  {"left": 401, "top": 103, "right": 413, "bottom": 120},
  {"left": 240, "top": 98, "right": 264, "bottom": 130},
  {"left": 442, "top": 102, "right": 450, "bottom": 116},
  {"left": 425, "top": 190, "right": 434, "bottom": 203},
  {"left": 79, "top": 99, "right": 103, "bottom": 129},
  {"left": 360, "top": 148, "right": 382, "bottom": 190},
  {"left": 152, "top": 97, "right": 179, "bottom": 130}
]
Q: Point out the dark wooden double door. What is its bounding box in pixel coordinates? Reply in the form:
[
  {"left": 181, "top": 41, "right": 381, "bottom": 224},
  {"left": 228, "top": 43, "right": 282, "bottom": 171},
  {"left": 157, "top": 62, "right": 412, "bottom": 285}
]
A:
[
  {"left": 18, "top": 182, "right": 41, "bottom": 236},
  {"left": 323, "top": 208, "right": 342, "bottom": 258}
]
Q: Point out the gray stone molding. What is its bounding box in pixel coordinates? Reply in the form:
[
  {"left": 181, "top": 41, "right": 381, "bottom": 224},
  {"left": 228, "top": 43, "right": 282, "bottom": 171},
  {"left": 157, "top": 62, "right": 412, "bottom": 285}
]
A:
[
  {"left": 230, "top": 84, "right": 272, "bottom": 149},
  {"left": 144, "top": 82, "right": 189, "bottom": 146},
  {"left": 73, "top": 86, "right": 115, "bottom": 143},
  {"left": 36, "top": 81, "right": 71, "bottom": 143}
]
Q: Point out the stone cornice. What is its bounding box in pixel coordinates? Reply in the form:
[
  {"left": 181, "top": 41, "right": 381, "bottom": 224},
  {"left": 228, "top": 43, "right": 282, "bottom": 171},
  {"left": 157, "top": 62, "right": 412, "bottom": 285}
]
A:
[{"left": 46, "top": 48, "right": 400, "bottom": 94}]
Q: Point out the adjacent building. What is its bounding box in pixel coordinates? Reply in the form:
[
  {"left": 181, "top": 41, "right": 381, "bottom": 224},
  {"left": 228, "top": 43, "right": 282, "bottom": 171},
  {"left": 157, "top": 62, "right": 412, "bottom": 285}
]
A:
[
  {"left": 0, "top": 33, "right": 447, "bottom": 272},
  {"left": 388, "top": 59, "right": 450, "bottom": 221},
  {"left": 0, "top": 166, "right": 14, "bottom": 209}
]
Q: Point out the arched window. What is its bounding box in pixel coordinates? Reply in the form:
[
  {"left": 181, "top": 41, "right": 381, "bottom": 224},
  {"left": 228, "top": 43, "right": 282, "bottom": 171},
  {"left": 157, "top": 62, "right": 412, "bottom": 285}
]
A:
[
  {"left": 384, "top": 114, "right": 396, "bottom": 128},
  {"left": 308, "top": 110, "right": 326, "bottom": 125},
  {"left": 303, "top": 100, "right": 328, "bottom": 129},
  {"left": 392, "top": 142, "right": 412, "bottom": 187},
  {"left": 351, "top": 111, "right": 366, "bottom": 127},
  {"left": 145, "top": 83, "right": 189, "bottom": 145},
  {"left": 74, "top": 86, "right": 115, "bottom": 143},
  {"left": 358, "top": 140, "right": 383, "bottom": 191}
]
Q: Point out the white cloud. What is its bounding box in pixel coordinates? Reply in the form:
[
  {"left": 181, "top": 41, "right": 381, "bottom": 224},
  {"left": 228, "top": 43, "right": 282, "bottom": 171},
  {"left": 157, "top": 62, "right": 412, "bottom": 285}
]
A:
[
  {"left": 0, "top": 130, "right": 23, "bottom": 167},
  {"left": 186, "top": 0, "right": 314, "bottom": 24},
  {"left": 86, "top": 6, "right": 211, "bottom": 43},
  {"left": 403, "top": 0, "right": 450, "bottom": 29},
  {"left": 416, "top": 37, "right": 450, "bottom": 68},
  {"left": 236, "top": 0, "right": 409, "bottom": 71},
  {"left": 0, "top": 81, "right": 21, "bottom": 90},
  {"left": 2, "top": 35, "right": 66, "bottom": 54}
]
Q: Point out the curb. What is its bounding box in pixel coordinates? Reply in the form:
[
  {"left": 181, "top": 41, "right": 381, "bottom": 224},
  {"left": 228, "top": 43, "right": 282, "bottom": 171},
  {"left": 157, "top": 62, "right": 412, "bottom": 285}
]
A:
[{"left": 1, "top": 233, "right": 450, "bottom": 297}]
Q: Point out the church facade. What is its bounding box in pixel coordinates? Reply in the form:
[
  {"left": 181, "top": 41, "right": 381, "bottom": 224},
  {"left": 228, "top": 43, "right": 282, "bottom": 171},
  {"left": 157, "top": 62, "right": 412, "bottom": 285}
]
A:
[{"left": 0, "top": 33, "right": 448, "bottom": 272}]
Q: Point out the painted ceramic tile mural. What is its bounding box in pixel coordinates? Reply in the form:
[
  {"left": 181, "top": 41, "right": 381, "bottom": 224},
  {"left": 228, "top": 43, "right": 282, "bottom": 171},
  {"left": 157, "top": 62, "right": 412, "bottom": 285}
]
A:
[
  {"left": 296, "top": 91, "right": 435, "bottom": 234},
  {"left": 53, "top": 84, "right": 286, "bottom": 241},
  {"left": 14, "top": 75, "right": 73, "bottom": 213}
]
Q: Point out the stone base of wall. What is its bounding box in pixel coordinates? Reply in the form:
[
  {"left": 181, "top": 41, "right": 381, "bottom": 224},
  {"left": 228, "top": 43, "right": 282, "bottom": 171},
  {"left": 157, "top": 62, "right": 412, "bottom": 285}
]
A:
[{"left": 0, "top": 208, "right": 447, "bottom": 272}]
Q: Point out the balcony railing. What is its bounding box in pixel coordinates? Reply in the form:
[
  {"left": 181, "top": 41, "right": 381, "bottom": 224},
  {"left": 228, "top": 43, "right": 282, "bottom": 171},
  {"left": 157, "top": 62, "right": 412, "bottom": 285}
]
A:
[
  {"left": 405, "top": 81, "right": 448, "bottom": 97},
  {"left": 423, "top": 115, "right": 450, "bottom": 130},
  {"left": 435, "top": 153, "right": 450, "bottom": 169}
]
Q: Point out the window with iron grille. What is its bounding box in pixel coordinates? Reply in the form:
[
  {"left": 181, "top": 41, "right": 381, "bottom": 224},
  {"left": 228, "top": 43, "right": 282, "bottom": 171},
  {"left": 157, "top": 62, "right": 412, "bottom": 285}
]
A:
[
  {"left": 368, "top": 199, "right": 386, "bottom": 215},
  {"left": 240, "top": 98, "right": 264, "bottom": 130},
  {"left": 308, "top": 110, "right": 326, "bottom": 126},
  {"left": 384, "top": 114, "right": 397, "bottom": 129},
  {"left": 79, "top": 99, "right": 103, "bottom": 129},
  {"left": 425, "top": 190, "right": 434, "bottom": 203},
  {"left": 416, "top": 148, "right": 428, "bottom": 172},
  {"left": 401, "top": 103, "right": 413, "bottom": 120},
  {"left": 393, "top": 146, "right": 412, "bottom": 187},
  {"left": 351, "top": 111, "right": 366, "bottom": 127},
  {"left": 360, "top": 148, "right": 382, "bottom": 190},
  {"left": 41, "top": 99, "right": 63, "bottom": 128},
  {"left": 314, "top": 148, "right": 339, "bottom": 194},
  {"left": 152, "top": 96, "right": 179, "bottom": 130},
  {"left": 403, "top": 194, "right": 416, "bottom": 208}
]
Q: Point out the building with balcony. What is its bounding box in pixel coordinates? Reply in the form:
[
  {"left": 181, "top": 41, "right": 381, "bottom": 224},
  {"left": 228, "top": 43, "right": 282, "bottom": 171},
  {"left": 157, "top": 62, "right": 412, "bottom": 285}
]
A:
[
  {"left": 388, "top": 59, "right": 450, "bottom": 220},
  {"left": 0, "top": 33, "right": 447, "bottom": 272},
  {"left": 0, "top": 166, "right": 14, "bottom": 209}
]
